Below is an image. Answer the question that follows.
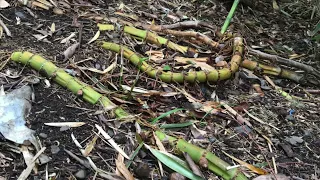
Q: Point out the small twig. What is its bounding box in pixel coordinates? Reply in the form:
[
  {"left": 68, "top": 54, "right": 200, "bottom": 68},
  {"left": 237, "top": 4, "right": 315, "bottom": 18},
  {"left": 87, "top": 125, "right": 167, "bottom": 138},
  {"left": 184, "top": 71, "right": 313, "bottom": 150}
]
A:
[
  {"left": 268, "top": 142, "right": 278, "bottom": 174},
  {"left": 18, "top": 147, "right": 46, "bottom": 180},
  {"left": 243, "top": 109, "right": 280, "bottom": 131},
  {"left": 183, "top": 152, "right": 205, "bottom": 178},
  {"left": 0, "top": 18, "right": 12, "bottom": 37}
]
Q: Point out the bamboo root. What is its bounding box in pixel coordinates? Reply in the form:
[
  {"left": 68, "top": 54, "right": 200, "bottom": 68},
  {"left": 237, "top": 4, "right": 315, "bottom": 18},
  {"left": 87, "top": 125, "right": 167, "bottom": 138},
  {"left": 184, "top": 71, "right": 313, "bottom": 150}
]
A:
[
  {"left": 99, "top": 37, "right": 243, "bottom": 83},
  {"left": 155, "top": 131, "right": 248, "bottom": 180}
]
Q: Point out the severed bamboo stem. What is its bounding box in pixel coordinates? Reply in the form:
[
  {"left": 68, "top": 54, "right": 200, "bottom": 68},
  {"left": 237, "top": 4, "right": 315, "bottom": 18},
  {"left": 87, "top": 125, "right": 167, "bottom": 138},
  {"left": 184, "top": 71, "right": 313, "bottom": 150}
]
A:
[
  {"left": 99, "top": 37, "right": 243, "bottom": 83},
  {"left": 10, "top": 51, "right": 130, "bottom": 117},
  {"left": 240, "top": 59, "right": 305, "bottom": 83},
  {"left": 248, "top": 48, "right": 320, "bottom": 79},
  {"left": 155, "top": 131, "right": 248, "bottom": 180},
  {"left": 123, "top": 26, "right": 198, "bottom": 57}
]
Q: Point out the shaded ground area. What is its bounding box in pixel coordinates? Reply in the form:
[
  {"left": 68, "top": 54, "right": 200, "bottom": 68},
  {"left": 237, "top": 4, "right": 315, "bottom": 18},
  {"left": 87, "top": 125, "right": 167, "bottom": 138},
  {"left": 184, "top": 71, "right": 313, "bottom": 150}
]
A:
[{"left": 0, "top": 0, "right": 320, "bottom": 179}]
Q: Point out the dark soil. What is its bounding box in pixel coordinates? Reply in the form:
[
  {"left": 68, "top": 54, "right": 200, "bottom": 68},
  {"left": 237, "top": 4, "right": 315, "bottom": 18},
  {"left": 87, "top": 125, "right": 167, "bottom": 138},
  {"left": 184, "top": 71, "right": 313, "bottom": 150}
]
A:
[{"left": 0, "top": 0, "right": 320, "bottom": 179}]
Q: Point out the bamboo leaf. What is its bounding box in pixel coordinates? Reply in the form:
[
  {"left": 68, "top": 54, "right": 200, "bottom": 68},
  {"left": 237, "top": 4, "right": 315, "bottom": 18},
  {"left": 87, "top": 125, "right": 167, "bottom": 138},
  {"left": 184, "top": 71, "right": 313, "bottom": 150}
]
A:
[
  {"left": 95, "top": 124, "right": 130, "bottom": 159},
  {"left": 87, "top": 30, "right": 100, "bottom": 44},
  {"left": 126, "top": 143, "right": 143, "bottom": 168},
  {"left": 163, "top": 65, "right": 171, "bottom": 71},
  {"left": 160, "top": 121, "right": 195, "bottom": 129},
  {"left": 151, "top": 108, "right": 184, "bottom": 124},
  {"left": 145, "top": 144, "right": 204, "bottom": 180},
  {"left": 44, "top": 122, "right": 85, "bottom": 127},
  {"left": 222, "top": 151, "right": 268, "bottom": 175},
  {"left": 115, "top": 159, "right": 134, "bottom": 180},
  {"left": 50, "top": 22, "right": 55, "bottom": 34}
]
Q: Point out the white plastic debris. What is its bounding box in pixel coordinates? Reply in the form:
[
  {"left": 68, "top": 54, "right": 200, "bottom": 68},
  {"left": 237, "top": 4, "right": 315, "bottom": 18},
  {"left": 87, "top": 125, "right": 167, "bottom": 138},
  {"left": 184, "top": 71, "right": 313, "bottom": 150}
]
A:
[{"left": 0, "top": 85, "right": 35, "bottom": 144}]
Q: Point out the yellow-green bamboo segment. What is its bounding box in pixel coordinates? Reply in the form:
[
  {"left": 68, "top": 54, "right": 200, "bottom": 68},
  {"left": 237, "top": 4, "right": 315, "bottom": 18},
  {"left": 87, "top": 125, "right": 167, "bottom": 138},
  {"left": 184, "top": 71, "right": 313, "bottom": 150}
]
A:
[
  {"left": 123, "top": 26, "right": 198, "bottom": 57},
  {"left": 99, "top": 37, "right": 243, "bottom": 83},
  {"left": 10, "top": 51, "right": 129, "bottom": 117},
  {"left": 10, "top": 52, "right": 248, "bottom": 180},
  {"left": 241, "top": 59, "right": 304, "bottom": 83},
  {"left": 155, "top": 131, "right": 248, "bottom": 180}
]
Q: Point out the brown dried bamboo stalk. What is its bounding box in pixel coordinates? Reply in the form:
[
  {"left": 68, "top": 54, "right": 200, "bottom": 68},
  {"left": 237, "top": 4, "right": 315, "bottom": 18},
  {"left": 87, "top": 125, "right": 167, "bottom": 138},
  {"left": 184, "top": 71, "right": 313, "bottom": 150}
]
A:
[
  {"left": 137, "top": 24, "right": 220, "bottom": 49},
  {"left": 134, "top": 20, "right": 217, "bottom": 31},
  {"left": 248, "top": 48, "right": 320, "bottom": 79}
]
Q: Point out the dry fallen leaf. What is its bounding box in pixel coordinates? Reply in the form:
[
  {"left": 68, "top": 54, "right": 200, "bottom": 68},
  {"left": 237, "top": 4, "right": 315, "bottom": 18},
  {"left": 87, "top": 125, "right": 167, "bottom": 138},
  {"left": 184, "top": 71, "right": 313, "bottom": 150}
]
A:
[
  {"left": 44, "top": 122, "right": 86, "bottom": 127},
  {"left": 95, "top": 124, "right": 130, "bottom": 159},
  {"left": 87, "top": 30, "right": 100, "bottom": 44},
  {"left": 116, "top": 159, "right": 134, "bottom": 180},
  {"left": 63, "top": 42, "right": 80, "bottom": 60},
  {"left": 0, "top": 26, "right": 3, "bottom": 39},
  {"left": 222, "top": 151, "right": 268, "bottom": 175},
  {"left": 174, "top": 57, "right": 215, "bottom": 71},
  {"left": 83, "top": 135, "right": 98, "bottom": 157},
  {"left": 60, "top": 32, "right": 76, "bottom": 44},
  {"left": 0, "top": 0, "right": 10, "bottom": 8}
]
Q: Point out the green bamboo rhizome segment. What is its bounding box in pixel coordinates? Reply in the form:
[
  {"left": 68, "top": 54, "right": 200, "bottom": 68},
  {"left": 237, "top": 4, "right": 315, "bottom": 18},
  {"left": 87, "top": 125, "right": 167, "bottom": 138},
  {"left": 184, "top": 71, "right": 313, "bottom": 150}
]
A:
[
  {"left": 10, "top": 51, "right": 129, "bottom": 117},
  {"left": 155, "top": 131, "right": 248, "bottom": 180},
  {"left": 99, "top": 36, "right": 243, "bottom": 83},
  {"left": 123, "top": 26, "right": 198, "bottom": 57},
  {"left": 241, "top": 59, "right": 304, "bottom": 83}
]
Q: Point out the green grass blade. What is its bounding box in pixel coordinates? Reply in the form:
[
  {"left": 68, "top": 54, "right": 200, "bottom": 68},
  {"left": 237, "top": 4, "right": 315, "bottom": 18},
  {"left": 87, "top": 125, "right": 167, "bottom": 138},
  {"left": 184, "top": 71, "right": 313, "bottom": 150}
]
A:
[
  {"left": 160, "top": 121, "right": 195, "bottom": 129},
  {"left": 221, "top": 0, "right": 240, "bottom": 34},
  {"left": 146, "top": 145, "right": 204, "bottom": 180},
  {"left": 151, "top": 108, "right": 184, "bottom": 124},
  {"left": 126, "top": 143, "right": 143, "bottom": 168}
]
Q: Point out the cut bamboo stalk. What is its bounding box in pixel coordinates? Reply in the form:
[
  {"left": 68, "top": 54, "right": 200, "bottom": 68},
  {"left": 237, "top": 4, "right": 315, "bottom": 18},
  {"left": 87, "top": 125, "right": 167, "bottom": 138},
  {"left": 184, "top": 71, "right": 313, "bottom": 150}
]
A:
[
  {"left": 170, "top": 56, "right": 306, "bottom": 84},
  {"left": 240, "top": 59, "right": 305, "bottom": 83},
  {"left": 123, "top": 26, "right": 198, "bottom": 57},
  {"left": 155, "top": 131, "right": 248, "bottom": 180},
  {"left": 10, "top": 51, "right": 129, "bottom": 117},
  {"left": 99, "top": 36, "right": 243, "bottom": 83}
]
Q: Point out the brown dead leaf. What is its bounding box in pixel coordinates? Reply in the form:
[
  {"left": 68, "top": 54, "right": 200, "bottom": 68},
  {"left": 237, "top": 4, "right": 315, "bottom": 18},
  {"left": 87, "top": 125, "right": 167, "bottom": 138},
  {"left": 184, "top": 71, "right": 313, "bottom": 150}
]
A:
[
  {"left": 153, "top": 132, "right": 166, "bottom": 152},
  {"left": 222, "top": 151, "right": 268, "bottom": 175},
  {"left": 44, "top": 122, "right": 85, "bottom": 127},
  {"left": 190, "top": 124, "right": 206, "bottom": 139},
  {"left": 87, "top": 30, "right": 100, "bottom": 44},
  {"left": 215, "top": 60, "right": 228, "bottom": 67},
  {"left": 115, "top": 159, "right": 134, "bottom": 180},
  {"left": 220, "top": 101, "right": 252, "bottom": 127},
  {"left": 63, "top": 42, "right": 79, "bottom": 60},
  {"left": 83, "top": 135, "right": 98, "bottom": 157},
  {"left": 145, "top": 50, "right": 164, "bottom": 62},
  {"left": 175, "top": 57, "right": 215, "bottom": 71}
]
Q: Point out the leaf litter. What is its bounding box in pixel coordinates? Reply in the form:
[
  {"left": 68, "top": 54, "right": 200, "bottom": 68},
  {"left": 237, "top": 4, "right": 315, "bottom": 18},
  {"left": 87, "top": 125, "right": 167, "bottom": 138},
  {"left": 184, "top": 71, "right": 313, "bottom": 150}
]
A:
[{"left": 0, "top": 0, "right": 319, "bottom": 179}]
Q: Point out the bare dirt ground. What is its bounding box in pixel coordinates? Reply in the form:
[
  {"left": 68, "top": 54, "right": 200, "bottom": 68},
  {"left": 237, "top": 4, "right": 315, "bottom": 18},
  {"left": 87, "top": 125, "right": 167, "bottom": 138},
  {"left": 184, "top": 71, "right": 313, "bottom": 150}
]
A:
[{"left": 0, "top": 0, "right": 320, "bottom": 179}]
